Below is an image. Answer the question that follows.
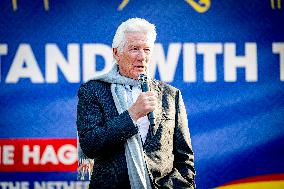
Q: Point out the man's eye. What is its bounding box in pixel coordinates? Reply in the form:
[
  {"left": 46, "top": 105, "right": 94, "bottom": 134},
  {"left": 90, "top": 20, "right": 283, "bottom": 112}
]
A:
[{"left": 144, "top": 49, "right": 151, "bottom": 52}]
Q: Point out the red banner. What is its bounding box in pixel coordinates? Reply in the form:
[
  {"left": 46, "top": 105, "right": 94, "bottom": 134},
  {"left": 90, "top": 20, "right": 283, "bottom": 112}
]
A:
[{"left": 0, "top": 138, "right": 77, "bottom": 172}]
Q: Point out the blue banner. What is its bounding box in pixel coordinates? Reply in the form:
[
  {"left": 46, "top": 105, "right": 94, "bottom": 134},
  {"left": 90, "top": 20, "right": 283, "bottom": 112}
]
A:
[{"left": 1, "top": 0, "right": 284, "bottom": 188}]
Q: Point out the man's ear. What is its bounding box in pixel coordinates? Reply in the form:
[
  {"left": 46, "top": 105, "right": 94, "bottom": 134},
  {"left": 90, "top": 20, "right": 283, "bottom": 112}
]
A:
[{"left": 113, "top": 48, "right": 120, "bottom": 62}]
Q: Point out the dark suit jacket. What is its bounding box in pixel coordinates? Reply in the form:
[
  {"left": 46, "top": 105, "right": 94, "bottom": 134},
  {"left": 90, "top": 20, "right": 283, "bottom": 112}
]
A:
[{"left": 77, "top": 79, "right": 195, "bottom": 189}]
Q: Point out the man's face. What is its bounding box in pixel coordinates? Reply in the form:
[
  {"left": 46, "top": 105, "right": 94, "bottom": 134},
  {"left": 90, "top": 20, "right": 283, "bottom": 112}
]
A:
[{"left": 113, "top": 32, "right": 154, "bottom": 80}]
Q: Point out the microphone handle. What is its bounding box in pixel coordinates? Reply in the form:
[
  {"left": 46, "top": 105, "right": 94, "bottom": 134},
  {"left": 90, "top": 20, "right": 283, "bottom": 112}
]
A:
[
  {"left": 147, "top": 112, "right": 155, "bottom": 126},
  {"left": 141, "top": 82, "right": 155, "bottom": 126}
]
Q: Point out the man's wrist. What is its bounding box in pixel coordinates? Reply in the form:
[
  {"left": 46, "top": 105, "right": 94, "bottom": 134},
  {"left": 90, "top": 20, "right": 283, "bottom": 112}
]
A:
[{"left": 128, "top": 107, "right": 139, "bottom": 122}]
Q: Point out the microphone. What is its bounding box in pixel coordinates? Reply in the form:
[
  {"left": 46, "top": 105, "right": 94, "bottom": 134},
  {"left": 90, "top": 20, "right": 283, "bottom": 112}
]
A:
[{"left": 138, "top": 74, "right": 155, "bottom": 126}]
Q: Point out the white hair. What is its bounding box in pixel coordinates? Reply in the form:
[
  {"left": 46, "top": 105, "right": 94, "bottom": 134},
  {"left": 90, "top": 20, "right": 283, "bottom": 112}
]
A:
[{"left": 112, "top": 18, "right": 157, "bottom": 52}]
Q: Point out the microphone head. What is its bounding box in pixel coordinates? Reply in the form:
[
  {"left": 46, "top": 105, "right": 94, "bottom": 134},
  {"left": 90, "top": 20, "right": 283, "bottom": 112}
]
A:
[
  {"left": 139, "top": 74, "right": 150, "bottom": 92},
  {"left": 138, "top": 74, "right": 147, "bottom": 84}
]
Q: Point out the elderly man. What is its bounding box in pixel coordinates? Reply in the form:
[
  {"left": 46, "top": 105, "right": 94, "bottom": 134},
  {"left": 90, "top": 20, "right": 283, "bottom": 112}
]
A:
[{"left": 77, "top": 18, "right": 195, "bottom": 189}]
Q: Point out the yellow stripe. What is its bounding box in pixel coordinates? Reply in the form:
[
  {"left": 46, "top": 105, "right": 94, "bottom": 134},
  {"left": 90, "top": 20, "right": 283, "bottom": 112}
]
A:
[
  {"left": 43, "top": 0, "right": 49, "bottom": 11},
  {"left": 118, "top": 0, "right": 129, "bottom": 11},
  {"left": 215, "top": 181, "right": 284, "bottom": 189},
  {"left": 12, "top": 0, "right": 17, "bottom": 11},
  {"left": 278, "top": 0, "right": 281, "bottom": 9}
]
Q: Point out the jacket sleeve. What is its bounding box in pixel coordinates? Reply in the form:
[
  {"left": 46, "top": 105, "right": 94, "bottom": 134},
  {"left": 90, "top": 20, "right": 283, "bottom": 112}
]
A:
[
  {"left": 76, "top": 83, "right": 138, "bottom": 159},
  {"left": 172, "top": 90, "right": 196, "bottom": 188}
]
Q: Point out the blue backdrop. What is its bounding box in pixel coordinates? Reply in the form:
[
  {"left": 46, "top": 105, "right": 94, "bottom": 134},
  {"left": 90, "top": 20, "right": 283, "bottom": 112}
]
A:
[{"left": 1, "top": 0, "right": 284, "bottom": 188}]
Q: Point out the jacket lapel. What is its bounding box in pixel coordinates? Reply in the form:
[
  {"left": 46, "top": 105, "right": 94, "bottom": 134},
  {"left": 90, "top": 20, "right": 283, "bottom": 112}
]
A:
[{"left": 143, "top": 80, "right": 163, "bottom": 148}]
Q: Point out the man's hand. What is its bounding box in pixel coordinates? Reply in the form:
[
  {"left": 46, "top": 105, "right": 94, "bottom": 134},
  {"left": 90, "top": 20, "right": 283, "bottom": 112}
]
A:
[{"left": 128, "top": 91, "right": 157, "bottom": 122}]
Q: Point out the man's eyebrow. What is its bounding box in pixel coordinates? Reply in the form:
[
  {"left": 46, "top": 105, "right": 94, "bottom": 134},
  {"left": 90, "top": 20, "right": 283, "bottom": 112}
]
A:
[{"left": 128, "top": 45, "right": 137, "bottom": 49}]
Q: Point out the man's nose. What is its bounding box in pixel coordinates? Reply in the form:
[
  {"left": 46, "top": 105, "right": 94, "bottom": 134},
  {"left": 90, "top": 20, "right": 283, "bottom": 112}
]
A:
[{"left": 137, "top": 50, "right": 146, "bottom": 61}]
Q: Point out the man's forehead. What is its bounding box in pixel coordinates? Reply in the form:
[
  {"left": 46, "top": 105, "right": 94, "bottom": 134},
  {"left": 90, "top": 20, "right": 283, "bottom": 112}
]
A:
[
  {"left": 125, "top": 31, "right": 147, "bottom": 36},
  {"left": 125, "top": 32, "right": 147, "bottom": 40},
  {"left": 125, "top": 32, "right": 153, "bottom": 45}
]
